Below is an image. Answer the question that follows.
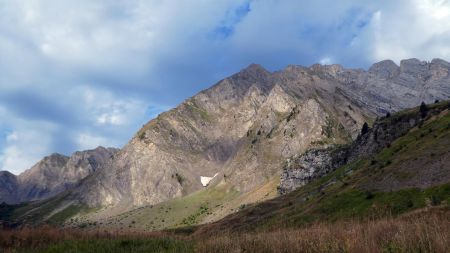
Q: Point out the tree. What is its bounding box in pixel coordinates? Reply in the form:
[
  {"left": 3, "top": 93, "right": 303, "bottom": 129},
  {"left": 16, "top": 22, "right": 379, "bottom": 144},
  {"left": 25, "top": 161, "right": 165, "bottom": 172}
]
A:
[
  {"left": 385, "top": 112, "right": 391, "bottom": 118},
  {"left": 420, "top": 102, "right": 428, "bottom": 118},
  {"left": 361, "top": 122, "right": 369, "bottom": 135}
]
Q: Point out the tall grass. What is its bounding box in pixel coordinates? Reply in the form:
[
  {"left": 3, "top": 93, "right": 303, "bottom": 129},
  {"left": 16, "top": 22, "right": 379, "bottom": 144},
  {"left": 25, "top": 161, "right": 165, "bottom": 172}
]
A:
[
  {"left": 1, "top": 210, "right": 449, "bottom": 253},
  {"left": 197, "top": 211, "right": 450, "bottom": 253},
  {"left": 0, "top": 227, "right": 193, "bottom": 253}
]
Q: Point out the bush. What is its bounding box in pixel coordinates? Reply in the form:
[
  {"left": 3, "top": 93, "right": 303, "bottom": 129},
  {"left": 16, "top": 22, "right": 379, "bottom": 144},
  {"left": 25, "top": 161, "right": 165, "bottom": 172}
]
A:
[
  {"left": 361, "top": 122, "right": 369, "bottom": 135},
  {"left": 420, "top": 102, "right": 428, "bottom": 118}
]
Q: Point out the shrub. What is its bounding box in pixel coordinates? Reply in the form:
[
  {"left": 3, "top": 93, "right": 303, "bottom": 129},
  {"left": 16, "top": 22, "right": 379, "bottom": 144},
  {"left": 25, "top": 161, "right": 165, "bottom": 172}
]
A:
[
  {"left": 361, "top": 122, "right": 369, "bottom": 135},
  {"left": 420, "top": 102, "right": 428, "bottom": 118}
]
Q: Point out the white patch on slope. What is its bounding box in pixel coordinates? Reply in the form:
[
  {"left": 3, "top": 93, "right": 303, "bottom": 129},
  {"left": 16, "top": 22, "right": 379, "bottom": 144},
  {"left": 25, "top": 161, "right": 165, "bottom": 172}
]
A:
[{"left": 200, "top": 173, "right": 218, "bottom": 187}]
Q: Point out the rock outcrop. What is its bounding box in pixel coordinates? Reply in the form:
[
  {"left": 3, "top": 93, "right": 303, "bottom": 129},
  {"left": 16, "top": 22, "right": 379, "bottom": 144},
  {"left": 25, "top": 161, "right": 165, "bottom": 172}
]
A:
[{"left": 279, "top": 101, "right": 450, "bottom": 194}]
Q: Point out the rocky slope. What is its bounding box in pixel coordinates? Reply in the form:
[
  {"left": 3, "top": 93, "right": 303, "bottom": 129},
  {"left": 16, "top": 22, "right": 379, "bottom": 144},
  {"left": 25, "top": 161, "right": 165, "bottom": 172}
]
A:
[
  {"left": 75, "top": 58, "right": 450, "bottom": 210},
  {"left": 279, "top": 101, "right": 450, "bottom": 194},
  {"left": 0, "top": 147, "right": 117, "bottom": 204},
  {"left": 196, "top": 101, "right": 450, "bottom": 234},
  {"left": 75, "top": 64, "right": 365, "bottom": 208}
]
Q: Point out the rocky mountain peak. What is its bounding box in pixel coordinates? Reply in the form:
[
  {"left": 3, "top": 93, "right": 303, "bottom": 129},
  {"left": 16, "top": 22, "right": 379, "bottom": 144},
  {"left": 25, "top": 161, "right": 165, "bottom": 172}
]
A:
[
  {"left": 0, "top": 171, "right": 18, "bottom": 204},
  {"left": 431, "top": 58, "right": 450, "bottom": 66},
  {"left": 230, "top": 63, "right": 271, "bottom": 84},
  {"left": 307, "top": 63, "right": 344, "bottom": 79},
  {"left": 19, "top": 153, "right": 69, "bottom": 179},
  {"left": 369, "top": 59, "right": 399, "bottom": 79},
  {"left": 0, "top": 171, "right": 16, "bottom": 183},
  {"left": 241, "top": 63, "right": 270, "bottom": 75},
  {"left": 201, "top": 63, "right": 273, "bottom": 106},
  {"left": 0, "top": 170, "right": 14, "bottom": 176},
  {"left": 43, "top": 153, "right": 70, "bottom": 163},
  {"left": 284, "top": 64, "right": 308, "bottom": 73},
  {"left": 429, "top": 58, "right": 450, "bottom": 80},
  {"left": 0, "top": 147, "right": 117, "bottom": 204},
  {"left": 399, "top": 58, "right": 430, "bottom": 78}
]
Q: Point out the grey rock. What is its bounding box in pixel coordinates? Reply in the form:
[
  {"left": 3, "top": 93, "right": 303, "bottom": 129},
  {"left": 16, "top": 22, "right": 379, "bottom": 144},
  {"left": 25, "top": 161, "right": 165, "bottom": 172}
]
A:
[
  {"left": 369, "top": 60, "right": 399, "bottom": 79},
  {"left": 279, "top": 102, "right": 450, "bottom": 194},
  {"left": 0, "top": 146, "right": 117, "bottom": 204},
  {"left": 0, "top": 171, "right": 18, "bottom": 204}
]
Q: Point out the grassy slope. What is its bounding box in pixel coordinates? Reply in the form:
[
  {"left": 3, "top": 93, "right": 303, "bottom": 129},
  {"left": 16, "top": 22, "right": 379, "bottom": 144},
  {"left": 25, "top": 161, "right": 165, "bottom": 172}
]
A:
[
  {"left": 2, "top": 209, "right": 448, "bottom": 253},
  {"left": 0, "top": 191, "right": 92, "bottom": 226},
  {"left": 18, "top": 238, "right": 194, "bottom": 253},
  {"left": 197, "top": 102, "right": 450, "bottom": 233},
  {"left": 71, "top": 177, "right": 279, "bottom": 231}
]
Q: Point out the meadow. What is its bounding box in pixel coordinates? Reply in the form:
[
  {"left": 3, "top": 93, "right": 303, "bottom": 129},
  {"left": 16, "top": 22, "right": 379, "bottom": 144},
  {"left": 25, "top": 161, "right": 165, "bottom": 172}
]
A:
[{"left": 1, "top": 208, "right": 448, "bottom": 253}]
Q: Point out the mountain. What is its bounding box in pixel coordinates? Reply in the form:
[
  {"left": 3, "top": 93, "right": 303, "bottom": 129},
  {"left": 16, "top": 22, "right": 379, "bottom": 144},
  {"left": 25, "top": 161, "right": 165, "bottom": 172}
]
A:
[
  {"left": 75, "top": 58, "right": 450, "bottom": 208},
  {"left": 0, "top": 147, "right": 117, "bottom": 204},
  {"left": 0, "top": 171, "right": 18, "bottom": 204},
  {"left": 1, "top": 58, "right": 450, "bottom": 229},
  {"left": 195, "top": 100, "right": 450, "bottom": 234}
]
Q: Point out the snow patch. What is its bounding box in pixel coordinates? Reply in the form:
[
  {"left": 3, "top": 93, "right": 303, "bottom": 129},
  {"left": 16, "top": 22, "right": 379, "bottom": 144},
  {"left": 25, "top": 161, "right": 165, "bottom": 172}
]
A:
[{"left": 200, "top": 173, "right": 218, "bottom": 187}]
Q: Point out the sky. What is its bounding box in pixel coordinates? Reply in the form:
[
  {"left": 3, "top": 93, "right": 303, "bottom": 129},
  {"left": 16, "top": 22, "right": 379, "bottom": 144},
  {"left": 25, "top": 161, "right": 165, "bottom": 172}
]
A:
[{"left": 1, "top": 0, "right": 450, "bottom": 174}]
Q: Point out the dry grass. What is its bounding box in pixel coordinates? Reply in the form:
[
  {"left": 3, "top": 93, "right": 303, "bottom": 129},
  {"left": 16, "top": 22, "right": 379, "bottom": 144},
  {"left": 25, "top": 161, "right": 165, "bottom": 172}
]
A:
[
  {"left": 0, "top": 226, "right": 182, "bottom": 252},
  {"left": 196, "top": 211, "right": 450, "bottom": 253},
  {"left": 1, "top": 210, "right": 449, "bottom": 253}
]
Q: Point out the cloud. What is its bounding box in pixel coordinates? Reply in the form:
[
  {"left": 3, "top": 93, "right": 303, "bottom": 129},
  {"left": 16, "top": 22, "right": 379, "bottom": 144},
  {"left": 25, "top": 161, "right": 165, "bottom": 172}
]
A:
[
  {"left": 0, "top": 123, "right": 55, "bottom": 175},
  {"left": 366, "top": 0, "right": 450, "bottom": 62},
  {"left": 319, "top": 57, "right": 334, "bottom": 65},
  {"left": 0, "top": 0, "right": 449, "bottom": 174}
]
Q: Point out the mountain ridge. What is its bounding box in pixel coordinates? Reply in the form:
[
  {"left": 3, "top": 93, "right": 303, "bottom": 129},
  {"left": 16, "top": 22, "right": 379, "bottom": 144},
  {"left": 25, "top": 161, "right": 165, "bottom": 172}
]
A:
[
  {"left": 0, "top": 146, "right": 117, "bottom": 204},
  {"left": 70, "top": 57, "right": 450, "bottom": 209},
  {"left": 1, "top": 58, "right": 449, "bottom": 230}
]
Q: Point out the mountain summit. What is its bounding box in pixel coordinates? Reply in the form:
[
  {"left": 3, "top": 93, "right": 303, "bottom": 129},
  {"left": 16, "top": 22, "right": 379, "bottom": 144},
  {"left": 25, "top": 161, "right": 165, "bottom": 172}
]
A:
[
  {"left": 1, "top": 59, "right": 449, "bottom": 229},
  {"left": 72, "top": 58, "right": 450, "bottom": 209}
]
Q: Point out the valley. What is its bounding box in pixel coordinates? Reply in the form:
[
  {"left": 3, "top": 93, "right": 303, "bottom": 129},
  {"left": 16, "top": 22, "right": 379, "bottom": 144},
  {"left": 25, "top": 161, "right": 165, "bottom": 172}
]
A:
[{"left": 1, "top": 59, "right": 450, "bottom": 253}]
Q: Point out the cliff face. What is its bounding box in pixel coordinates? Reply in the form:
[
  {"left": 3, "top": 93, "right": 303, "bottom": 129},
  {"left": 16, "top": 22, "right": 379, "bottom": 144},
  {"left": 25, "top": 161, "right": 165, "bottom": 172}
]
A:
[
  {"left": 75, "top": 58, "right": 450, "bottom": 208},
  {"left": 0, "top": 147, "right": 117, "bottom": 204},
  {"left": 279, "top": 101, "right": 450, "bottom": 194}
]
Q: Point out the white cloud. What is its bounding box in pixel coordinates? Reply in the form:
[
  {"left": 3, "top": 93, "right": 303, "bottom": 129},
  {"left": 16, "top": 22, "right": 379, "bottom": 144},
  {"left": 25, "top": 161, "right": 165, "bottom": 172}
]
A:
[
  {"left": 0, "top": 0, "right": 450, "bottom": 174},
  {"left": 319, "top": 57, "right": 333, "bottom": 65},
  {"left": 6, "top": 132, "right": 18, "bottom": 142},
  {"left": 76, "top": 133, "right": 110, "bottom": 151},
  {"left": 73, "top": 85, "right": 147, "bottom": 127},
  {"left": 0, "top": 125, "right": 54, "bottom": 175},
  {"left": 366, "top": 0, "right": 450, "bottom": 63}
]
